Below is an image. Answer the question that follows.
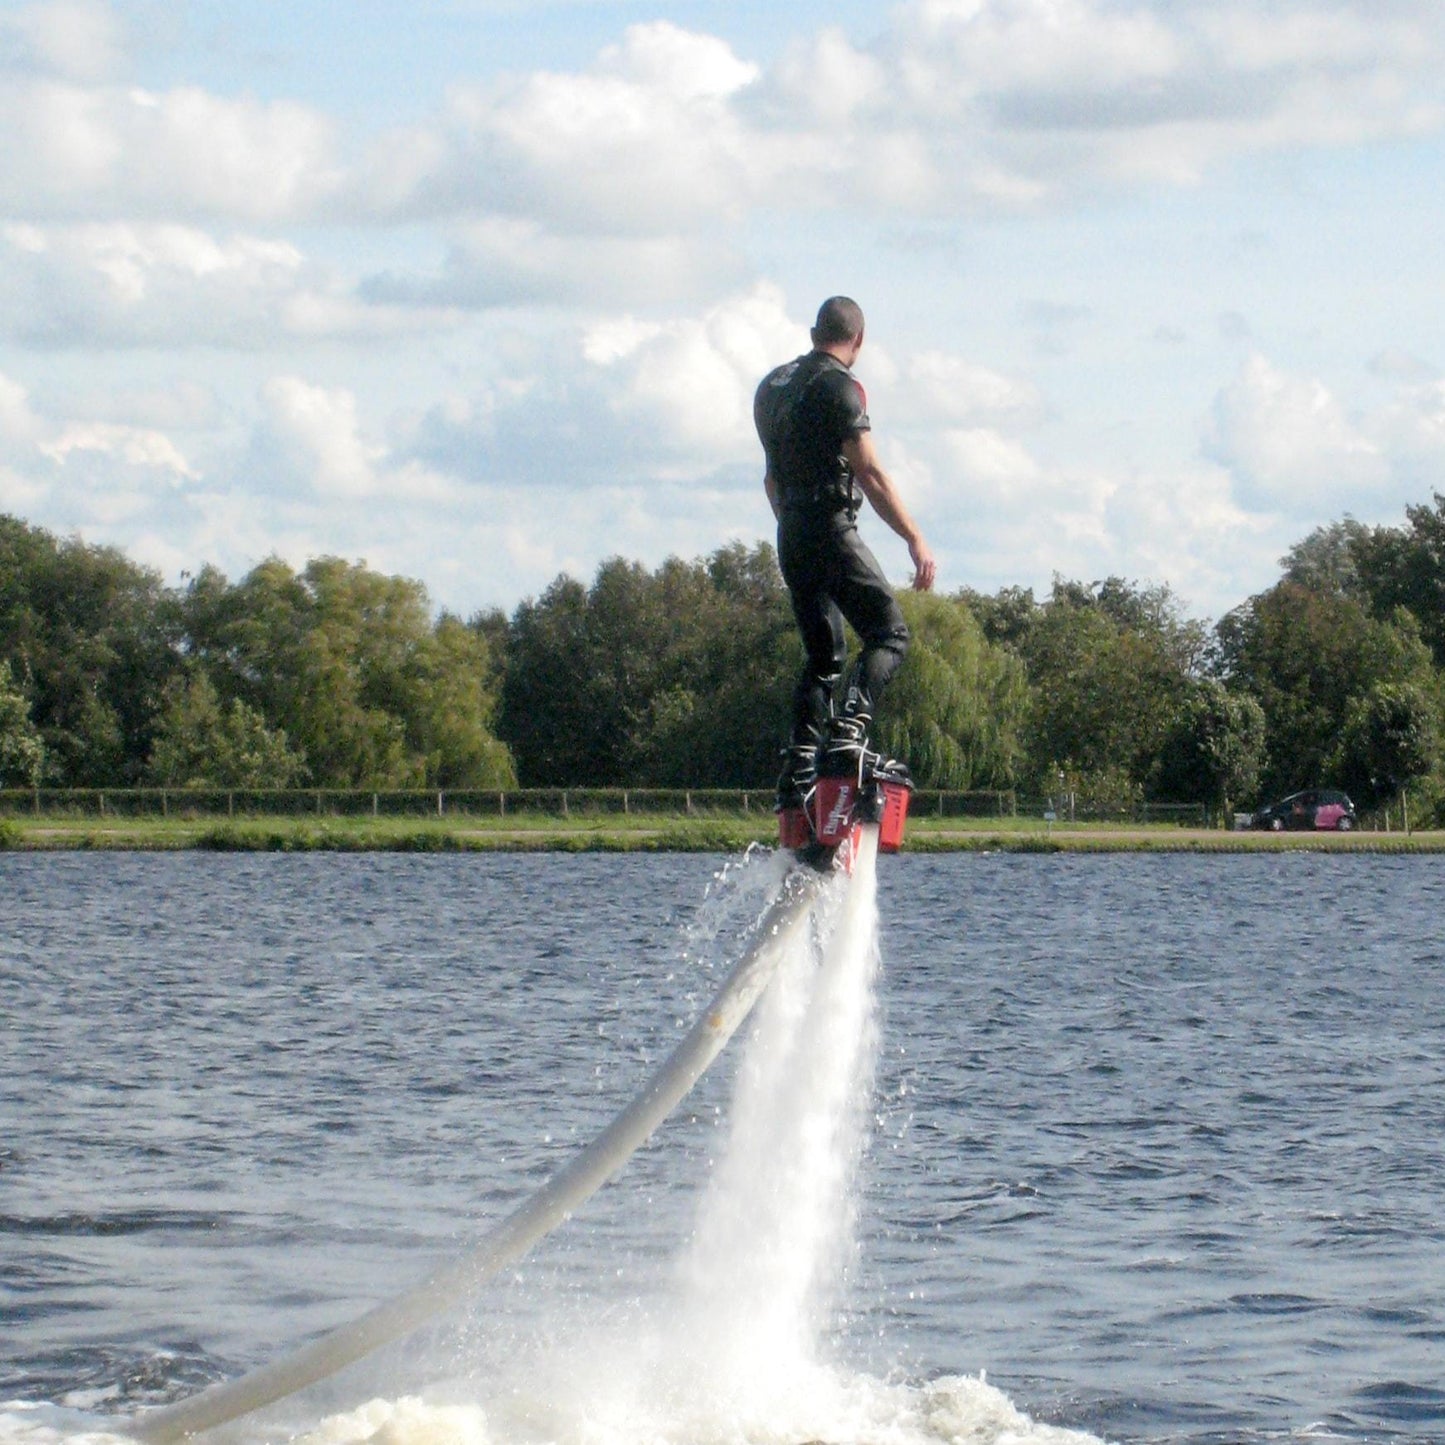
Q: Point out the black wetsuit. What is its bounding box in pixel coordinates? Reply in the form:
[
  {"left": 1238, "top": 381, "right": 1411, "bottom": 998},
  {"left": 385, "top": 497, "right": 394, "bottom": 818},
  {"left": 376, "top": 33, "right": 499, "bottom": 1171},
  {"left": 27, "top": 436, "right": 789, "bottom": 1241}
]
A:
[{"left": 754, "top": 351, "right": 909, "bottom": 749}]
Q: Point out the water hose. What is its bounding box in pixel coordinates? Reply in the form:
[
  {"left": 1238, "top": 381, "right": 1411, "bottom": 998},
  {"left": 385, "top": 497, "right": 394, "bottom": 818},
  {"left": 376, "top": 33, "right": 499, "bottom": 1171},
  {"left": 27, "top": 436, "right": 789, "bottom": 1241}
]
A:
[{"left": 127, "top": 862, "right": 827, "bottom": 1441}]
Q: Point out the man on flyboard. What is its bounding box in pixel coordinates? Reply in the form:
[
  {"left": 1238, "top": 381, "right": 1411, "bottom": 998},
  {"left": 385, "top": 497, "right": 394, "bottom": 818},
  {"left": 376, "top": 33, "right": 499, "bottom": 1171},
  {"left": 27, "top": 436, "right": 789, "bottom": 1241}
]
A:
[{"left": 755, "top": 296, "right": 937, "bottom": 820}]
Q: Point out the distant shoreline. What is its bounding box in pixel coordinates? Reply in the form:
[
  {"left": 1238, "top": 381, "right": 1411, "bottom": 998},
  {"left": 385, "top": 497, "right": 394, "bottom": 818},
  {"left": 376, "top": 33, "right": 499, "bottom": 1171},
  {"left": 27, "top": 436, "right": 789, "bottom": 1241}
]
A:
[{"left": 3, "top": 814, "right": 1441, "bottom": 854}]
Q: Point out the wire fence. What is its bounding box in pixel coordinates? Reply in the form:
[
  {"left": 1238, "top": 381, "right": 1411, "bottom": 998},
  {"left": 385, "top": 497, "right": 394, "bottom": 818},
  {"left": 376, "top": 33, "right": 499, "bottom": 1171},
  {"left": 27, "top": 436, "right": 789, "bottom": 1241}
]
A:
[{"left": 0, "top": 787, "right": 1211, "bottom": 827}]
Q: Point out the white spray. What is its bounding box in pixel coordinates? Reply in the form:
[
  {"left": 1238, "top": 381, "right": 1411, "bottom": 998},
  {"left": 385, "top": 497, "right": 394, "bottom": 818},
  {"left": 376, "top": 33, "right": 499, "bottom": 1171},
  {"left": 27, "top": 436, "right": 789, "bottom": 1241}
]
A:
[{"left": 642, "top": 839, "right": 884, "bottom": 1433}]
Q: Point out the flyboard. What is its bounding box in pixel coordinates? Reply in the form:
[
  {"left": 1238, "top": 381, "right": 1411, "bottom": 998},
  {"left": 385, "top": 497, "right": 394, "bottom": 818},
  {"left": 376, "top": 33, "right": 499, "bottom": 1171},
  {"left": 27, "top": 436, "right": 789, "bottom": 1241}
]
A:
[
  {"left": 127, "top": 777, "right": 911, "bottom": 1443},
  {"left": 778, "top": 757, "right": 913, "bottom": 873}
]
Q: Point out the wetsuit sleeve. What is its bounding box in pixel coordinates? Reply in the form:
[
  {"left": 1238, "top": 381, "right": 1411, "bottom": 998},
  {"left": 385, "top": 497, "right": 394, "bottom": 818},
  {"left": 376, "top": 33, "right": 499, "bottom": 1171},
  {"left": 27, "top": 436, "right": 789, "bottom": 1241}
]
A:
[
  {"left": 753, "top": 375, "right": 774, "bottom": 448},
  {"left": 825, "top": 371, "right": 870, "bottom": 438}
]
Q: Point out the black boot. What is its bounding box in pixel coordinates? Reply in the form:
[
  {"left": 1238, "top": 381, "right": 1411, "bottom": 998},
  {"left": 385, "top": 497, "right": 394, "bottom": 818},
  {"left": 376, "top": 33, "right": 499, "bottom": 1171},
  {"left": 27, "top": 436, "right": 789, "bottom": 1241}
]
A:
[
  {"left": 818, "top": 714, "right": 910, "bottom": 785},
  {"left": 775, "top": 742, "right": 819, "bottom": 811},
  {"left": 818, "top": 714, "right": 870, "bottom": 781}
]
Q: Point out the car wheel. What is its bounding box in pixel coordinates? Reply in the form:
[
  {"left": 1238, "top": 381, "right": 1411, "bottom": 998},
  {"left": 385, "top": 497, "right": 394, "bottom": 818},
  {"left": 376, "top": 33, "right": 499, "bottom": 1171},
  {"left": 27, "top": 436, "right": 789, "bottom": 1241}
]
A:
[
  {"left": 1270, "top": 818, "right": 1284, "bottom": 831},
  {"left": 1337, "top": 816, "right": 1354, "bottom": 831}
]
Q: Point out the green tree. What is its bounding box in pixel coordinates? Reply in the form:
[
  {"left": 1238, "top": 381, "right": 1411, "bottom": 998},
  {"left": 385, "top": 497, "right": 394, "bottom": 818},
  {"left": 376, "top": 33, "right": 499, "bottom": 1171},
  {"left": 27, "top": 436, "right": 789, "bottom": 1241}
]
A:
[
  {"left": 0, "top": 515, "right": 177, "bottom": 784},
  {"left": 177, "top": 556, "right": 515, "bottom": 788},
  {"left": 872, "top": 592, "right": 1027, "bottom": 788},
  {"left": 409, "top": 615, "right": 517, "bottom": 787},
  {"left": 502, "top": 575, "right": 597, "bottom": 784},
  {"left": 1216, "top": 582, "right": 1436, "bottom": 801},
  {"left": 1088, "top": 576, "right": 1210, "bottom": 675},
  {"left": 1017, "top": 579, "right": 1195, "bottom": 794},
  {"left": 633, "top": 544, "right": 799, "bottom": 787},
  {"left": 0, "top": 659, "right": 44, "bottom": 786},
  {"left": 500, "top": 544, "right": 796, "bottom": 787},
  {"left": 955, "top": 584, "right": 1039, "bottom": 652},
  {"left": 1281, "top": 518, "right": 1373, "bottom": 599},
  {"left": 1353, "top": 492, "right": 1445, "bottom": 667},
  {"left": 1153, "top": 678, "right": 1267, "bottom": 817},
  {"left": 147, "top": 673, "right": 307, "bottom": 788},
  {"left": 1328, "top": 680, "right": 1441, "bottom": 812}
]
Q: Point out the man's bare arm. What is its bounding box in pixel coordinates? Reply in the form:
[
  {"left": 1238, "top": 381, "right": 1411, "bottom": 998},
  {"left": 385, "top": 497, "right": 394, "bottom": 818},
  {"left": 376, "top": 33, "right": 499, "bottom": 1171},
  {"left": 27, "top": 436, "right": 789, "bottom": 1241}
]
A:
[{"left": 842, "top": 432, "right": 937, "bottom": 591}]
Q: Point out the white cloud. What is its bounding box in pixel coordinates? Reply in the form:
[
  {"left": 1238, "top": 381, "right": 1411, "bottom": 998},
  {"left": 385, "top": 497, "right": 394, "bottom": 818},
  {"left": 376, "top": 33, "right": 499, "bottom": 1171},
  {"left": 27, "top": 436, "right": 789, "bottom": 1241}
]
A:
[
  {"left": 0, "top": 462, "right": 48, "bottom": 514},
  {"left": 362, "top": 218, "right": 745, "bottom": 310},
  {"left": 374, "top": 21, "right": 761, "bottom": 233},
  {"left": 251, "top": 375, "right": 464, "bottom": 509},
  {"left": 1200, "top": 4, "right": 1432, "bottom": 75},
  {"left": 579, "top": 286, "right": 794, "bottom": 463},
  {"left": 0, "top": 373, "right": 44, "bottom": 451},
  {"left": 870, "top": 0, "right": 1445, "bottom": 201},
  {"left": 4, "top": 1, "right": 1445, "bottom": 631},
  {"left": 914, "top": 421, "right": 1286, "bottom": 619},
  {"left": 764, "top": 26, "right": 887, "bottom": 127},
  {"left": 1369, "top": 348, "right": 1438, "bottom": 385},
  {"left": 0, "top": 1, "right": 1441, "bottom": 251},
  {"left": 254, "top": 377, "right": 384, "bottom": 500},
  {"left": 2, "top": 3, "right": 1441, "bottom": 271},
  {"left": 0, "top": 222, "right": 445, "bottom": 347},
  {"left": 1376, "top": 377, "right": 1445, "bottom": 489},
  {"left": 406, "top": 283, "right": 798, "bottom": 485},
  {"left": 901, "top": 352, "right": 1042, "bottom": 426},
  {"left": 1097, "top": 464, "right": 1277, "bottom": 616},
  {"left": 597, "top": 19, "right": 758, "bottom": 99},
  {"left": 897, "top": 0, "right": 1181, "bottom": 102},
  {"left": 0, "top": 366, "right": 202, "bottom": 525},
  {"left": 2, "top": 1, "right": 122, "bottom": 82},
  {"left": 40, "top": 420, "right": 195, "bottom": 478},
  {"left": 1202, "top": 354, "right": 1391, "bottom": 512},
  {"left": 0, "top": 79, "right": 340, "bottom": 223},
  {"left": 0, "top": 372, "right": 50, "bottom": 510},
  {"left": 941, "top": 426, "right": 1044, "bottom": 501}
]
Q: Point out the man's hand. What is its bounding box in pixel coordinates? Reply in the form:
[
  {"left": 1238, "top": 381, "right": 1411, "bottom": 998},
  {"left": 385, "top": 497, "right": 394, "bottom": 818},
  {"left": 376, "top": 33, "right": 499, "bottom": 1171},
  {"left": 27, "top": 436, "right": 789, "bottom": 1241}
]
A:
[
  {"left": 842, "top": 432, "right": 937, "bottom": 592},
  {"left": 910, "top": 538, "right": 937, "bottom": 592}
]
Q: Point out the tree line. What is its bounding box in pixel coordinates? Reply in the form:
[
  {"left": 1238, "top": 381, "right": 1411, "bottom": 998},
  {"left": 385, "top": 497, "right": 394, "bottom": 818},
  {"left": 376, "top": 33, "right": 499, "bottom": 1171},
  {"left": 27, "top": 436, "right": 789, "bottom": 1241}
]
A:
[{"left": 3, "top": 497, "right": 1443, "bottom": 824}]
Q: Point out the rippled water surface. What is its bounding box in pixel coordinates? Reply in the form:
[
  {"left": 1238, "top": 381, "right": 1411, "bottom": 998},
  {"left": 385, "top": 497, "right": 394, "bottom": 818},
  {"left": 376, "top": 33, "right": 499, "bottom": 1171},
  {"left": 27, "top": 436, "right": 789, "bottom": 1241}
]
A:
[{"left": 3, "top": 850, "right": 1443, "bottom": 1445}]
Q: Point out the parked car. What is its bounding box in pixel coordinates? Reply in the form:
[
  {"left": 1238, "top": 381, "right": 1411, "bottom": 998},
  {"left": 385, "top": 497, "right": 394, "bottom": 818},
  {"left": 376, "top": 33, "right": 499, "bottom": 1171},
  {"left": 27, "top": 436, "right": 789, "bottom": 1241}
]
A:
[{"left": 1250, "top": 788, "right": 1357, "bottom": 832}]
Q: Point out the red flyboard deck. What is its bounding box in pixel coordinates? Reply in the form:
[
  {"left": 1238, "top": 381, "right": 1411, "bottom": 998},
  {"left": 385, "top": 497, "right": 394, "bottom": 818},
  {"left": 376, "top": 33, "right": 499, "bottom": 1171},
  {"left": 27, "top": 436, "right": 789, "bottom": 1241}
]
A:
[
  {"left": 778, "top": 777, "right": 910, "bottom": 867},
  {"left": 877, "top": 779, "right": 909, "bottom": 852}
]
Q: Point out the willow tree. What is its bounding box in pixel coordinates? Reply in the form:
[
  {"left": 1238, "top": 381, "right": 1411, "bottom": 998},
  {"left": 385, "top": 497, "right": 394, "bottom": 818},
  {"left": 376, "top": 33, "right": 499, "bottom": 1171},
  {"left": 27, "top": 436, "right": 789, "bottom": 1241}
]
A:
[
  {"left": 146, "top": 672, "right": 306, "bottom": 789},
  {"left": 0, "top": 659, "right": 44, "bottom": 786},
  {"left": 177, "top": 556, "right": 515, "bottom": 789},
  {"left": 871, "top": 592, "right": 1027, "bottom": 789}
]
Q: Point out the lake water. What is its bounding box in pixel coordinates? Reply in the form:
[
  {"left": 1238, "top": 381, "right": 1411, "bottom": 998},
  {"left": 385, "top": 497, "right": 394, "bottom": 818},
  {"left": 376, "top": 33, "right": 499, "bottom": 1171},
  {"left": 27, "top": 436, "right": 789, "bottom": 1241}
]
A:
[{"left": 2, "top": 848, "right": 1443, "bottom": 1445}]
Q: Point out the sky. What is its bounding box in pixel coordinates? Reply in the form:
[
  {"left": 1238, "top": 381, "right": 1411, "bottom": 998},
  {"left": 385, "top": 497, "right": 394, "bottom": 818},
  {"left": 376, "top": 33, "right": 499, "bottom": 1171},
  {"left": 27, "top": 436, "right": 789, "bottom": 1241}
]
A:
[{"left": 2, "top": 0, "right": 1444, "bottom": 626}]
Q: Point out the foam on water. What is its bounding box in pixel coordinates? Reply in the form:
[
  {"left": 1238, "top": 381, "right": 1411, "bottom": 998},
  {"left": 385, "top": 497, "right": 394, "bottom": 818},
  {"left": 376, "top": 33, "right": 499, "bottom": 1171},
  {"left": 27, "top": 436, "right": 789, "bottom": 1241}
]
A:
[{"left": 1, "top": 845, "right": 1104, "bottom": 1445}]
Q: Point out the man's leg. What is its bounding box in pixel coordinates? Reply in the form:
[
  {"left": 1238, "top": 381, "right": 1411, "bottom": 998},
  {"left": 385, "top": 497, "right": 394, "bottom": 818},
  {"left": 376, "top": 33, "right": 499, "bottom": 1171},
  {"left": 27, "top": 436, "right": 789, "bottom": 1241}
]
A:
[
  {"left": 820, "top": 526, "right": 910, "bottom": 775},
  {"left": 778, "top": 523, "right": 848, "bottom": 803}
]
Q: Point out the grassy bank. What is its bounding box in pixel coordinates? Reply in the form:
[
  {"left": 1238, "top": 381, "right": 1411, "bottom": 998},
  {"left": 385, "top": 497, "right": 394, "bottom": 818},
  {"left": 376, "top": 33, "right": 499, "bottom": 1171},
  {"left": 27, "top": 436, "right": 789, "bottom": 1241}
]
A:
[{"left": 2, "top": 811, "right": 1441, "bottom": 854}]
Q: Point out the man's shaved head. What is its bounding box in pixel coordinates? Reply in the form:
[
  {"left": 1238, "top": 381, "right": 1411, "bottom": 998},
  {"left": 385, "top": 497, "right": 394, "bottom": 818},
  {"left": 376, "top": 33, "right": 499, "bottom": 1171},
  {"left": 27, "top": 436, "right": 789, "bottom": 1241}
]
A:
[{"left": 812, "top": 296, "right": 865, "bottom": 346}]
